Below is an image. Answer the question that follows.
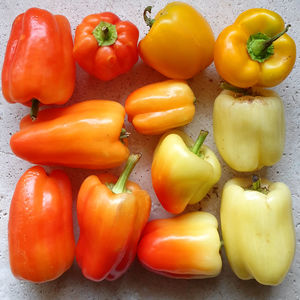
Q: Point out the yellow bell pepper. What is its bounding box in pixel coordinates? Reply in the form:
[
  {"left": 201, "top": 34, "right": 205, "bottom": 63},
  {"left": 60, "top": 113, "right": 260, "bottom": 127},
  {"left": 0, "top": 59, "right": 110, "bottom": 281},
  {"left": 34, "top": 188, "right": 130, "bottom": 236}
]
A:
[
  {"left": 152, "top": 130, "right": 221, "bottom": 214},
  {"left": 221, "top": 176, "right": 295, "bottom": 286},
  {"left": 214, "top": 8, "right": 296, "bottom": 88},
  {"left": 213, "top": 88, "right": 285, "bottom": 172},
  {"left": 138, "top": 2, "right": 215, "bottom": 79}
]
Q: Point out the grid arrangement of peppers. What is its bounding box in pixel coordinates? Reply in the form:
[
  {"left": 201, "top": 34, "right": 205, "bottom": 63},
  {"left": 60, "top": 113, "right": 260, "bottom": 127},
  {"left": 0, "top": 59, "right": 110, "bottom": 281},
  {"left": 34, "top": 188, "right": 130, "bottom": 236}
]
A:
[{"left": 2, "top": 3, "right": 296, "bottom": 286}]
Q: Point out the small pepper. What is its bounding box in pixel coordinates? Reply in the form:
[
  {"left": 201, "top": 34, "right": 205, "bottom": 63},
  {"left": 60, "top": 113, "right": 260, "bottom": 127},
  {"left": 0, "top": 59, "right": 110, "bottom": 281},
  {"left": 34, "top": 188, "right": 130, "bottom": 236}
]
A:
[
  {"left": 10, "top": 100, "right": 130, "bottom": 169},
  {"left": 76, "top": 154, "right": 151, "bottom": 281},
  {"left": 221, "top": 176, "right": 295, "bottom": 285},
  {"left": 214, "top": 8, "right": 296, "bottom": 88},
  {"left": 73, "top": 12, "right": 139, "bottom": 81},
  {"left": 125, "top": 80, "right": 195, "bottom": 135},
  {"left": 213, "top": 87, "right": 285, "bottom": 172},
  {"left": 152, "top": 129, "right": 221, "bottom": 214},
  {"left": 8, "top": 166, "right": 75, "bottom": 283},
  {"left": 139, "top": 2, "right": 214, "bottom": 79},
  {"left": 2, "top": 8, "right": 75, "bottom": 119},
  {"left": 137, "top": 211, "right": 222, "bottom": 279}
]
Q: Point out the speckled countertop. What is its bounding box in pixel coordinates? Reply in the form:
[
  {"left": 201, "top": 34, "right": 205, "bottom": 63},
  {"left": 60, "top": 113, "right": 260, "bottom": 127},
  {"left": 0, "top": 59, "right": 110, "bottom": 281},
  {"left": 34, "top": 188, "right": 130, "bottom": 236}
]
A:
[{"left": 0, "top": 0, "right": 299, "bottom": 299}]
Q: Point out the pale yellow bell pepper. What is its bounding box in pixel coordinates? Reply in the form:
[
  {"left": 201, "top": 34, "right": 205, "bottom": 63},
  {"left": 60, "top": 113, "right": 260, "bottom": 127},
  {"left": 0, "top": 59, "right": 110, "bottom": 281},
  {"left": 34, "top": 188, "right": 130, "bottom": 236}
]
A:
[
  {"left": 221, "top": 176, "right": 295, "bottom": 286},
  {"left": 152, "top": 129, "right": 221, "bottom": 214},
  {"left": 213, "top": 88, "right": 285, "bottom": 172}
]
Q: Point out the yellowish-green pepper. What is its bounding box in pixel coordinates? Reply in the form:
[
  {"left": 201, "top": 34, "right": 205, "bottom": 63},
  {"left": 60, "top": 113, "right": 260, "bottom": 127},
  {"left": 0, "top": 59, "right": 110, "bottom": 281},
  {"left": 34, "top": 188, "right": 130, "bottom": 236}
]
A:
[
  {"left": 213, "top": 88, "right": 285, "bottom": 172},
  {"left": 221, "top": 176, "right": 295, "bottom": 286},
  {"left": 152, "top": 129, "right": 221, "bottom": 214}
]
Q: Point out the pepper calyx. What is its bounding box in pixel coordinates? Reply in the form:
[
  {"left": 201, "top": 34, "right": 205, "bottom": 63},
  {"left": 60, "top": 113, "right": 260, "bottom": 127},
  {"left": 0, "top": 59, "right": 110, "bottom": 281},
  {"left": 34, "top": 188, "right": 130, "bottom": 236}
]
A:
[{"left": 93, "top": 21, "right": 118, "bottom": 46}]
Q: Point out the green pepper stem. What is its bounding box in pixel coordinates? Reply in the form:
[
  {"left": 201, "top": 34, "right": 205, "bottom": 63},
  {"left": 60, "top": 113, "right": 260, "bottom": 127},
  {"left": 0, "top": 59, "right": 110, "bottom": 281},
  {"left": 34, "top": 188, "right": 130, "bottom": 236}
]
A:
[
  {"left": 30, "top": 99, "right": 39, "bottom": 121},
  {"left": 260, "top": 24, "right": 291, "bottom": 53},
  {"left": 143, "top": 6, "right": 155, "bottom": 28},
  {"left": 252, "top": 175, "right": 261, "bottom": 190},
  {"left": 247, "top": 24, "right": 291, "bottom": 63},
  {"left": 191, "top": 130, "right": 208, "bottom": 156},
  {"left": 221, "top": 82, "right": 252, "bottom": 94},
  {"left": 111, "top": 153, "right": 142, "bottom": 194},
  {"left": 120, "top": 128, "right": 130, "bottom": 140},
  {"left": 92, "top": 21, "right": 118, "bottom": 46}
]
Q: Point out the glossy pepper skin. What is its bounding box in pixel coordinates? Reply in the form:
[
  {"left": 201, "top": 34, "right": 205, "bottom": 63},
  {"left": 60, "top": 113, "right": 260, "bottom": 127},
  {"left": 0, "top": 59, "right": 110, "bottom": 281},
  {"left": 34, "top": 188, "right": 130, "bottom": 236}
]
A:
[
  {"left": 138, "top": 211, "right": 222, "bottom": 279},
  {"left": 8, "top": 166, "right": 75, "bottom": 283},
  {"left": 139, "top": 2, "right": 214, "bottom": 79},
  {"left": 76, "top": 154, "right": 151, "bottom": 281},
  {"left": 125, "top": 80, "right": 195, "bottom": 135},
  {"left": 10, "top": 100, "right": 129, "bottom": 169},
  {"left": 221, "top": 177, "right": 295, "bottom": 285},
  {"left": 2, "top": 8, "right": 75, "bottom": 106},
  {"left": 73, "top": 12, "right": 139, "bottom": 81},
  {"left": 214, "top": 8, "right": 296, "bottom": 88},
  {"left": 213, "top": 88, "right": 285, "bottom": 172},
  {"left": 152, "top": 130, "right": 221, "bottom": 214}
]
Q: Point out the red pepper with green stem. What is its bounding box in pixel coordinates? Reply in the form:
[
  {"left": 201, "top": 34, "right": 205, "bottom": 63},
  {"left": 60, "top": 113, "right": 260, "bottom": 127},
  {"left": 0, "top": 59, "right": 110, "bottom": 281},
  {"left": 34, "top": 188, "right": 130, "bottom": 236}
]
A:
[
  {"left": 76, "top": 153, "right": 151, "bottom": 281},
  {"left": 2, "top": 8, "right": 75, "bottom": 120}
]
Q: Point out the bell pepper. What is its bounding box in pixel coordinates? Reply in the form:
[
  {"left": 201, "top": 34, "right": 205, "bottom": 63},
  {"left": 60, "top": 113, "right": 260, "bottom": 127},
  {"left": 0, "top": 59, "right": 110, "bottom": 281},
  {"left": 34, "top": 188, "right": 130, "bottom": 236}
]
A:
[
  {"left": 214, "top": 8, "right": 296, "bottom": 88},
  {"left": 137, "top": 211, "right": 222, "bottom": 279},
  {"left": 2, "top": 7, "right": 75, "bottom": 119},
  {"left": 76, "top": 153, "right": 151, "bottom": 281},
  {"left": 10, "top": 100, "right": 129, "bottom": 169},
  {"left": 73, "top": 12, "right": 139, "bottom": 81},
  {"left": 8, "top": 166, "right": 75, "bottom": 283},
  {"left": 138, "top": 2, "right": 214, "bottom": 79},
  {"left": 221, "top": 176, "right": 295, "bottom": 285},
  {"left": 213, "top": 87, "right": 285, "bottom": 172},
  {"left": 125, "top": 80, "right": 195, "bottom": 135},
  {"left": 152, "top": 130, "right": 221, "bottom": 214}
]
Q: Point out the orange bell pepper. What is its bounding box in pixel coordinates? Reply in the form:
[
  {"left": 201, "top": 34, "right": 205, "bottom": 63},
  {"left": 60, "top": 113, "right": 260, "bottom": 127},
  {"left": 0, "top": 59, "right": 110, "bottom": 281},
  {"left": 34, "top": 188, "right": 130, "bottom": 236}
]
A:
[
  {"left": 137, "top": 212, "right": 222, "bottom": 279},
  {"left": 10, "top": 100, "right": 129, "bottom": 169},
  {"left": 138, "top": 2, "right": 214, "bottom": 79},
  {"left": 76, "top": 154, "right": 151, "bottom": 281},
  {"left": 8, "top": 166, "right": 75, "bottom": 283},
  {"left": 73, "top": 12, "right": 139, "bottom": 81},
  {"left": 125, "top": 80, "right": 195, "bottom": 135},
  {"left": 214, "top": 8, "right": 296, "bottom": 88},
  {"left": 2, "top": 8, "right": 75, "bottom": 119}
]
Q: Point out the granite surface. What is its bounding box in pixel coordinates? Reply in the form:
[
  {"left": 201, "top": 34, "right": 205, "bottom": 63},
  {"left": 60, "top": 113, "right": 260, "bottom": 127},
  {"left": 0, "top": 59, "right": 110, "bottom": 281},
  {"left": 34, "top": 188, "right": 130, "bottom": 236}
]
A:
[{"left": 0, "top": 0, "right": 299, "bottom": 299}]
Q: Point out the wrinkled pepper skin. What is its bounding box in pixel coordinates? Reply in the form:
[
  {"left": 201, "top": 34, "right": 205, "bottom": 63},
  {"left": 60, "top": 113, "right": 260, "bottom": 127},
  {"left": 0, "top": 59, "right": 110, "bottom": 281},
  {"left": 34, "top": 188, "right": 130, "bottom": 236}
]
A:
[
  {"left": 139, "top": 2, "right": 214, "bottom": 79},
  {"left": 213, "top": 89, "right": 285, "bottom": 172},
  {"left": 76, "top": 170, "right": 151, "bottom": 281},
  {"left": 8, "top": 166, "right": 75, "bottom": 283},
  {"left": 74, "top": 12, "right": 139, "bottom": 81},
  {"left": 125, "top": 80, "right": 195, "bottom": 135},
  {"left": 138, "top": 212, "right": 222, "bottom": 279},
  {"left": 2, "top": 8, "right": 75, "bottom": 106},
  {"left": 221, "top": 177, "right": 295, "bottom": 285},
  {"left": 214, "top": 8, "right": 296, "bottom": 88},
  {"left": 152, "top": 130, "right": 221, "bottom": 214},
  {"left": 10, "top": 100, "right": 129, "bottom": 169}
]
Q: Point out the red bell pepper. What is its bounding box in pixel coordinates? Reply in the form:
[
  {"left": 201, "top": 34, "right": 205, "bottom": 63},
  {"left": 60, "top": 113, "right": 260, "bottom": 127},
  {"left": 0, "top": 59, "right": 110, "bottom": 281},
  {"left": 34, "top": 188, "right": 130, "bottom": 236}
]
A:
[
  {"left": 76, "top": 154, "right": 151, "bottom": 281},
  {"left": 73, "top": 12, "right": 139, "bottom": 81},
  {"left": 8, "top": 166, "right": 75, "bottom": 283},
  {"left": 2, "top": 8, "right": 75, "bottom": 119}
]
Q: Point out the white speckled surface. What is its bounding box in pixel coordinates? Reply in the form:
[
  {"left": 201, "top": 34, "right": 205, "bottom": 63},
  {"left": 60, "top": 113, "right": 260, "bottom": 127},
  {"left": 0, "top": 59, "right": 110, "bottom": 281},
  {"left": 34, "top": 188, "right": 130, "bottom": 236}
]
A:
[{"left": 0, "top": 0, "right": 299, "bottom": 299}]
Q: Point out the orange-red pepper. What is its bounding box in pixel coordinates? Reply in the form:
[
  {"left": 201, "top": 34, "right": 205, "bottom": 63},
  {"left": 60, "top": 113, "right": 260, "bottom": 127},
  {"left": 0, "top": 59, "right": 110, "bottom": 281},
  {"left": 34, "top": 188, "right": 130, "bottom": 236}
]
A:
[
  {"left": 74, "top": 12, "right": 139, "bottom": 81},
  {"left": 76, "top": 154, "right": 151, "bottom": 281},
  {"left": 125, "top": 80, "right": 195, "bottom": 135},
  {"left": 2, "top": 8, "right": 75, "bottom": 119},
  {"left": 137, "top": 212, "right": 222, "bottom": 279},
  {"left": 10, "top": 100, "right": 129, "bottom": 169},
  {"left": 8, "top": 166, "right": 75, "bottom": 283}
]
